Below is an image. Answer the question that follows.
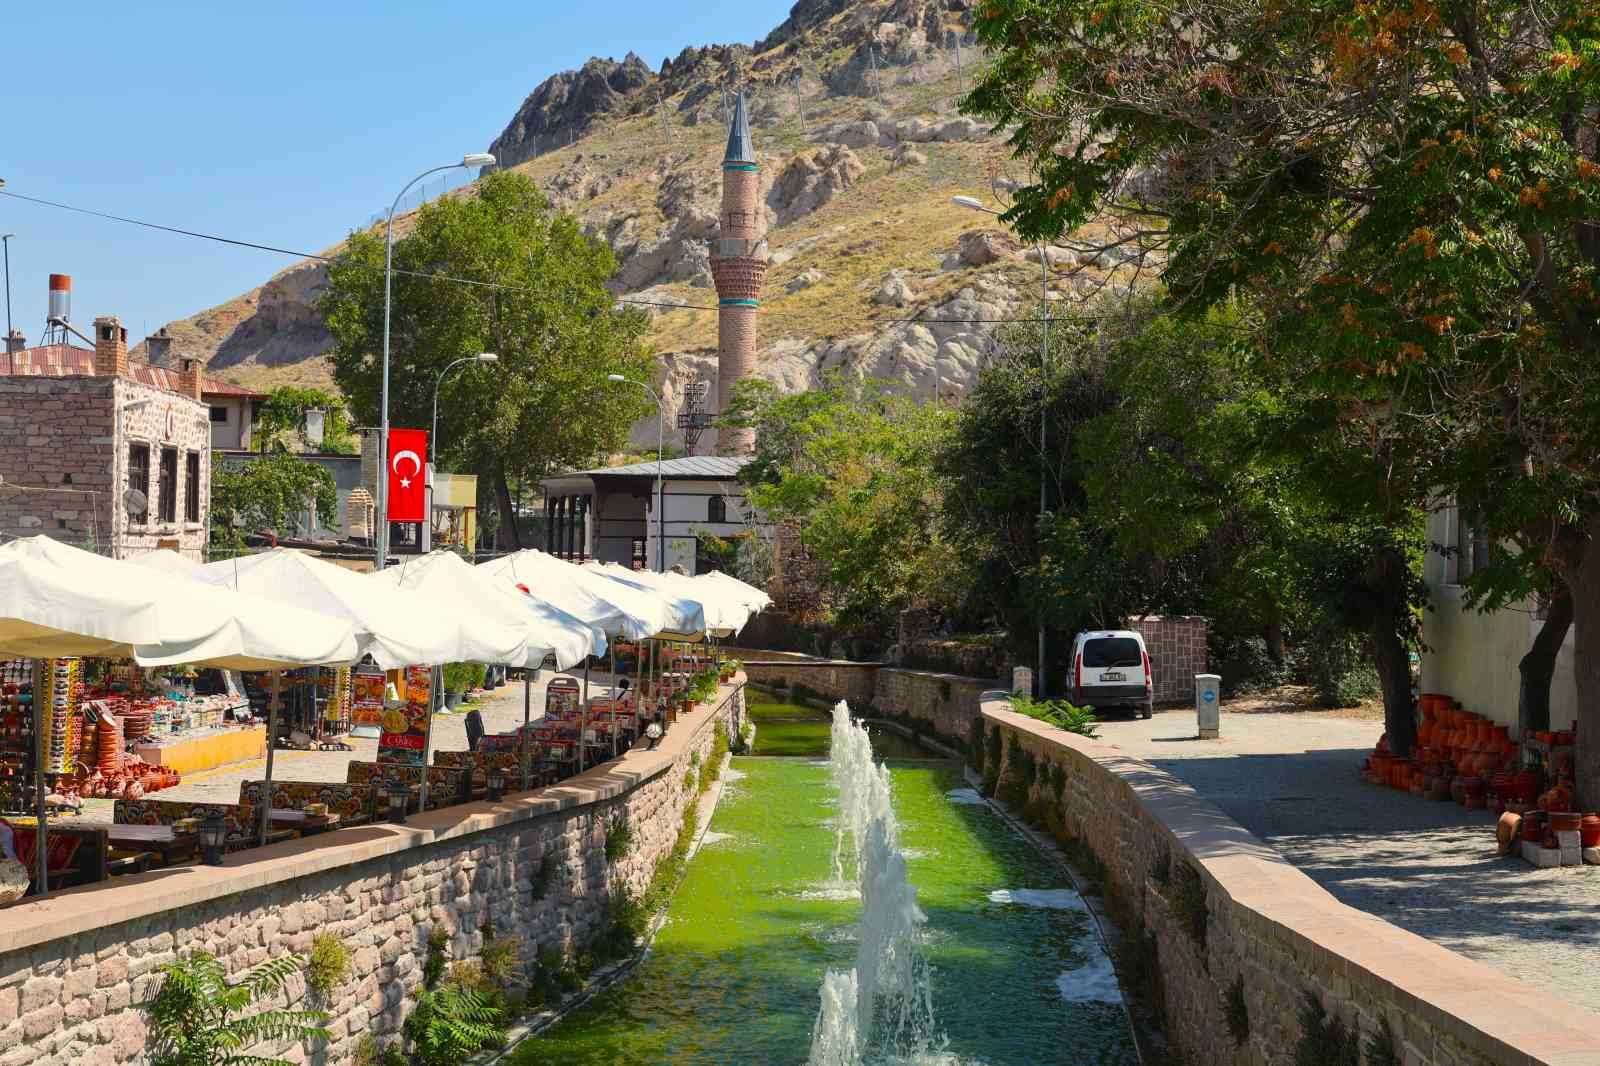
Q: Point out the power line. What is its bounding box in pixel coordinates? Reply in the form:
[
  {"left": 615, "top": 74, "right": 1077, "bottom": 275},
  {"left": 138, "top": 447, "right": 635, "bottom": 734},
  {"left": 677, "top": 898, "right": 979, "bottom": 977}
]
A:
[{"left": 0, "top": 189, "right": 1131, "bottom": 327}]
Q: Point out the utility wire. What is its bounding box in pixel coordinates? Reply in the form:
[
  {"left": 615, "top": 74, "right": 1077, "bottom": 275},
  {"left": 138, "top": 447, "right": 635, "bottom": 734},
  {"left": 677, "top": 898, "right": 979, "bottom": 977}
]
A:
[{"left": 0, "top": 188, "right": 1136, "bottom": 327}]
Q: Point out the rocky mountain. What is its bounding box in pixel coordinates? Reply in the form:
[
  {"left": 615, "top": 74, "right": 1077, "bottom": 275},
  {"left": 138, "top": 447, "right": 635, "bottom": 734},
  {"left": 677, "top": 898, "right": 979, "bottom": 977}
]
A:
[{"left": 156, "top": 0, "right": 1144, "bottom": 445}]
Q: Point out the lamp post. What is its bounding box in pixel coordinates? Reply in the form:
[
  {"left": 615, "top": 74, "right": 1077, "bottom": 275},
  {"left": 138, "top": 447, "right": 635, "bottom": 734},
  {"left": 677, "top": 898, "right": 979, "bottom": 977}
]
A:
[
  {"left": 427, "top": 353, "right": 497, "bottom": 551},
  {"left": 2, "top": 233, "right": 14, "bottom": 366},
  {"left": 954, "top": 194, "right": 1051, "bottom": 697},
  {"left": 376, "top": 153, "right": 496, "bottom": 569},
  {"left": 607, "top": 374, "right": 665, "bottom": 572}
]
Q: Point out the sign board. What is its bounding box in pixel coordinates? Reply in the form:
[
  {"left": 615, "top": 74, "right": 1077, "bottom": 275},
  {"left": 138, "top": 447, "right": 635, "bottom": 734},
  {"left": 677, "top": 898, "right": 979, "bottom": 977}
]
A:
[
  {"left": 351, "top": 668, "right": 386, "bottom": 728},
  {"left": 379, "top": 665, "right": 433, "bottom": 764},
  {"left": 1194, "top": 673, "right": 1221, "bottom": 738},
  {"left": 1011, "top": 666, "right": 1033, "bottom": 696}
]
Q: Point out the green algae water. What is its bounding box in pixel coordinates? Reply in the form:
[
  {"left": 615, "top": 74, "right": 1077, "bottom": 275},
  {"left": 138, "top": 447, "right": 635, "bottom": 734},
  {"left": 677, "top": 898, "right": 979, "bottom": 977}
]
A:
[{"left": 518, "top": 691, "right": 1138, "bottom": 1066}]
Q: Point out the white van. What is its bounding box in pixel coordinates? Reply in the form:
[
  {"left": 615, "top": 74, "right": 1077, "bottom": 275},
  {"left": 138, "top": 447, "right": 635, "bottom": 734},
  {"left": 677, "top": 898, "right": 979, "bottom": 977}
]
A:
[{"left": 1069, "top": 630, "right": 1153, "bottom": 718}]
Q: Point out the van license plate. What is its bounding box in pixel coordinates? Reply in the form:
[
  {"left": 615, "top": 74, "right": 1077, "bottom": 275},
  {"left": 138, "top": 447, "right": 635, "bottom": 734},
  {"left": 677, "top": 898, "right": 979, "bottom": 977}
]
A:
[{"left": 1101, "top": 671, "right": 1125, "bottom": 682}]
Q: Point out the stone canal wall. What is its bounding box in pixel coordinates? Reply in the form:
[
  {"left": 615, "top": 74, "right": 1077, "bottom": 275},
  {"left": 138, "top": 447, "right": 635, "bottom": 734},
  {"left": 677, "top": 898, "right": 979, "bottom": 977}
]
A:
[
  {"left": 742, "top": 658, "right": 989, "bottom": 746},
  {"left": 978, "top": 697, "right": 1600, "bottom": 1066},
  {"left": 0, "top": 681, "right": 746, "bottom": 1066}
]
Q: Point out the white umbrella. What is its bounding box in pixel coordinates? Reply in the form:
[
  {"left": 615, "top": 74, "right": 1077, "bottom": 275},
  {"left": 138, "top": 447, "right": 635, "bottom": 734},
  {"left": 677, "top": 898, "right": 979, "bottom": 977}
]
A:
[
  {"left": 0, "top": 538, "right": 357, "bottom": 669},
  {"left": 127, "top": 548, "right": 202, "bottom": 576},
  {"left": 595, "top": 564, "right": 750, "bottom": 638},
  {"left": 582, "top": 563, "right": 708, "bottom": 640},
  {"left": 195, "top": 548, "right": 526, "bottom": 669},
  {"left": 696, "top": 570, "right": 772, "bottom": 613},
  {"left": 372, "top": 551, "right": 602, "bottom": 670},
  {"left": 478, "top": 550, "right": 669, "bottom": 641}
]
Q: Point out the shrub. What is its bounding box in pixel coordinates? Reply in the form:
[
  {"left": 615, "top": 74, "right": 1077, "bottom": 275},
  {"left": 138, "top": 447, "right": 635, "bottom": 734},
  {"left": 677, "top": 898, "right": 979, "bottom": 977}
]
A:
[
  {"left": 1365, "top": 1015, "right": 1400, "bottom": 1066},
  {"left": 354, "top": 1033, "right": 407, "bottom": 1066},
  {"left": 1294, "top": 991, "right": 1360, "bottom": 1066},
  {"left": 604, "top": 816, "right": 633, "bottom": 862},
  {"left": 479, "top": 926, "right": 524, "bottom": 990},
  {"left": 442, "top": 662, "right": 487, "bottom": 697},
  {"left": 306, "top": 934, "right": 350, "bottom": 1001},
  {"left": 405, "top": 980, "right": 503, "bottom": 1066},
  {"left": 1223, "top": 973, "right": 1249, "bottom": 1044},
  {"left": 146, "top": 952, "right": 329, "bottom": 1066},
  {"left": 422, "top": 926, "right": 450, "bottom": 990},
  {"left": 530, "top": 851, "right": 556, "bottom": 901},
  {"left": 596, "top": 888, "right": 650, "bottom": 961},
  {"left": 1008, "top": 695, "right": 1099, "bottom": 737},
  {"left": 1301, "top": 632, "right": 1381, "bottom": 708},
  {"left": 1212, "top": 635, "right": 1289, "bottom": 696},
  {"left": 1171, "top": 862, "right": 1208, "bottom": 952}
]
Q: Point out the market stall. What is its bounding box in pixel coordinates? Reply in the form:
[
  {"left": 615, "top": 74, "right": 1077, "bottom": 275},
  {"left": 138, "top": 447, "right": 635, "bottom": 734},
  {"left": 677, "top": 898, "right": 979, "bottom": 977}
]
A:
[{"left": 0, "top": 536, "right": 360, "bottom": 895}]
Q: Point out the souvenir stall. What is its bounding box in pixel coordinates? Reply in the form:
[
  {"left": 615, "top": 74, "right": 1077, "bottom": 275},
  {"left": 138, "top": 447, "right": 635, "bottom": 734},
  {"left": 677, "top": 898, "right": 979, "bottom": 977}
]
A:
[{"left": 0, "top": 536, "right": 359, "bottom": 898}]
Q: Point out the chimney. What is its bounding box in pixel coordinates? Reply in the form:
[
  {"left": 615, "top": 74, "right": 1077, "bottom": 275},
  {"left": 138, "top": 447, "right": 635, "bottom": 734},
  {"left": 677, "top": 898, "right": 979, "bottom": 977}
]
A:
[
  {"left": 145, "top": 327, "right": 174, "bottom": 368},
  {"left": 178, "top": 356, "right": 205, "bottom": 402},
  {"left": 4, "top": 330, "right": 23, "bottom": 356},
  {"left": 92, "top": 315, "right": 128, "bottom": 377}
]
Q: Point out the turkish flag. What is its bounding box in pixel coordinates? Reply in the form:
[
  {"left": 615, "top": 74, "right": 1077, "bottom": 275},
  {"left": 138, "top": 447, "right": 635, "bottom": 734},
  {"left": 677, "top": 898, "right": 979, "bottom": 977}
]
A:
[{"left": 387, "top": 428, "right": 428, "bottom": 522}]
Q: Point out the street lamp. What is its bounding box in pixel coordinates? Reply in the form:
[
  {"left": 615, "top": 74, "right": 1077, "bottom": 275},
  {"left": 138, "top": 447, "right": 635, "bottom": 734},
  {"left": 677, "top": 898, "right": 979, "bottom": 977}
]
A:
[
  {"left": 428, "top": 353, "right": 497, "bottom": 549},
  {"left": 607, "top": 374, "right": 665, "bottom": 571},
  {"left": 955, "top": 193, "right": 1052, "bottom": 697},
  {"left": 376, "top": 153, "right": 498, "bottom": 569}
]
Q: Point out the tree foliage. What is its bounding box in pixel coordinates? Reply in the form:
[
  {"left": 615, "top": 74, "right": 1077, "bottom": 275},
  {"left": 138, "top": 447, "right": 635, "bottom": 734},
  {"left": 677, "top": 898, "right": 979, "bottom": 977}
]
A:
[
  {"left": 210, "top": 453, "right": 338, "bottom": 552},
  {"left": 730, "top": 374, "right": 967, "bottom": 630},
  {"left": 145, "top": 951, "right": 328, "bottom": 1066},
  {"left": 320, "top": 170, "right": 655, "bottom": 547},
  {"left": 966, "top": 0, "right": 1598, "bottom": 764},
  {"left": 254, "top": 387, "right": 355, "bottom": 456}
]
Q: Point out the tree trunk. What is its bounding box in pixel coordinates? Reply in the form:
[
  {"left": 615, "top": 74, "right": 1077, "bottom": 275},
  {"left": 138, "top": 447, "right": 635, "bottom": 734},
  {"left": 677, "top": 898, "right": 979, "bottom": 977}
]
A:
[
  {"left": 1563, "top": 538, "right": 1600, "bottom": 807},
  {"left": 1368, "top": 542, "right": 1416, "bottom": 757},
  {"left": 1370, "top": 619, "right": 1416, "bottom": 757},
  {"left": 1263, "top": 611, "right": 1285, "bottom": 663},
  {"left": 1517, "top": 589, "right": 1572, "bottom": 740},
  {"left": 495, "top": 467, "right": 522, "bottom": 550}
]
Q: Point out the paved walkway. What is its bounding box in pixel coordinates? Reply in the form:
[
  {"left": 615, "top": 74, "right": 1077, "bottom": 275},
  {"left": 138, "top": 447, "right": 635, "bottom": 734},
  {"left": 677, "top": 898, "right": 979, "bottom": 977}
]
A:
[
  {"left": 1095, "top": 704, "right": 1600, "bottom": 1014},
  {"left": 102, "top": 671, "right": 622, "bottom": 808}
]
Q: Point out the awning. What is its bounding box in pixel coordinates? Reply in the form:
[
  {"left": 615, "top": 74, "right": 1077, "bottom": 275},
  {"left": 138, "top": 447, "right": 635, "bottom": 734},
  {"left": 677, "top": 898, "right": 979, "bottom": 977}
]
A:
[
  {"left": 581, "top": 563, "right": 716, "bottom": 640},
  {"left": 372, "top": 551, "right": 601, "bottom": 670}
]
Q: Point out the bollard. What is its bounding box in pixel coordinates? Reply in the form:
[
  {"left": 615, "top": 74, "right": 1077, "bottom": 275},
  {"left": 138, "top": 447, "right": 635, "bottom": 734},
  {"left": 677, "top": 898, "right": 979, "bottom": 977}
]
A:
[
  {"left": 1195, "top": 673, "right": 1221, "bottom": 738},
  {"left": 1011, "top": 666, "right": 1033, "bottom": 697}
]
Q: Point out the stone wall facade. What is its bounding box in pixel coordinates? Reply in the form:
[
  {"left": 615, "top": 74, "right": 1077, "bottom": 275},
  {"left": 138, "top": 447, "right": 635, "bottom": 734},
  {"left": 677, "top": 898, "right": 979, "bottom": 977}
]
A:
[
  {"left": 0, "top": 684, "right": 744, "bottom": 1066},
  {"left": 744, "top": 658, "right": 878, "bottom": 707},
  {"left": 0, "top": 375, "right": 210, "bottom": 559},
  {"left": 978, "top": 699, "right": 1598, "bottom": 1066},
  {"left": 1130, "top": 615, "right": 1208, "bottom": 703}
]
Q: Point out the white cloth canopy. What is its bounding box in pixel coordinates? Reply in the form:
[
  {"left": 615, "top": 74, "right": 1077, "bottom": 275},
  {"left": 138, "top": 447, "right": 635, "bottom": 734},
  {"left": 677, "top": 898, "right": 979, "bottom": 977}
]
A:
[
  {"left": 582, "top": 563, "right": 722, "bottom": 640},
  {"left": 0, "top": 537, "right": 360, "bottom": 669},
  {"left": 371, "top": 551, "right": 602, "bottom": 670},
  {"left": 195, "top": 548, "right": 527, "bottom": 669},
  {"left": 128, "top": 548, "right": 202, "bottom": 576},
  {"left": 695, "top": 570, "right": 773, "bottom": 613},
  {"left": 477, "top": 550, "right": 670, "bottom": 641}
]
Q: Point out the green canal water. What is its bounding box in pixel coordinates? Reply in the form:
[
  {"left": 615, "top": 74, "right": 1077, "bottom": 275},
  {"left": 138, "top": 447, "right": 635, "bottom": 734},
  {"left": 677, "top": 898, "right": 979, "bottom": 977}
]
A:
[{"left": 516, "top": 690, "right": 1138, "bottom": 1066}]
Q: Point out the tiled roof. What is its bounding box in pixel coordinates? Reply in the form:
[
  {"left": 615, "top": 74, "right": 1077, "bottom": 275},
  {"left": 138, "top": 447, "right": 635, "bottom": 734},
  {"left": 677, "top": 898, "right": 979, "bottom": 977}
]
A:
[
  {"left": 564, "top": 455, "right": 751, "bottom": 480},
  {"left": 2, "top": 344, "right": 266, "bottom": 399}
]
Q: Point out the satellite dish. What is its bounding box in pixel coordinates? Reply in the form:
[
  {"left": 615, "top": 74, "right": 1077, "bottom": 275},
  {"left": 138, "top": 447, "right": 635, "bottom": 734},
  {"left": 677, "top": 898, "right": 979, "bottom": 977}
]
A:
[{"left": 123, "top": 488, "right": 147, "bottom": 514}]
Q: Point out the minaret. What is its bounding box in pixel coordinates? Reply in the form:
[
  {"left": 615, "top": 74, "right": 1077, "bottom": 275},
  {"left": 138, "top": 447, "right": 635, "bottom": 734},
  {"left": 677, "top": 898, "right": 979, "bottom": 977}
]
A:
[{"left": 710, "top": 92, "right": 767, "bottom": 455}]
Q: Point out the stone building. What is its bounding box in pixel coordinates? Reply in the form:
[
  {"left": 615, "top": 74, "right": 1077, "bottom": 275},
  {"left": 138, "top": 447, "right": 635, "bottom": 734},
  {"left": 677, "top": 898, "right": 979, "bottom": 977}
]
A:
[
  {"left": 0, "top": 315, "right": 214, "bottom": 558},
  {"left": 709, "top": 91, "right": 767, "bottom": 456}
]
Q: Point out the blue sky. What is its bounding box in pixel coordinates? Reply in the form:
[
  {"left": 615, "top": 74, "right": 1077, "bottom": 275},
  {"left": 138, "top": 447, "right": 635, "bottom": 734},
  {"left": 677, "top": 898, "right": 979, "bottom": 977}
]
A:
[{"left": 0, "top": 1, "right": 793, "bottom": 346}]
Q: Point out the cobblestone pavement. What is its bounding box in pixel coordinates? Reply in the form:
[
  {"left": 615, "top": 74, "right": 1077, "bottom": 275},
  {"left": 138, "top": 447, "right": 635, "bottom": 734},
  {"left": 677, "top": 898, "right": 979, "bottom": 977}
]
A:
[
  {"left": 108, "top": 671, "right": 623, "bottom": 808},
  {"left": 1096, "top": 706, "right": 1600, "bottom": 1014}
]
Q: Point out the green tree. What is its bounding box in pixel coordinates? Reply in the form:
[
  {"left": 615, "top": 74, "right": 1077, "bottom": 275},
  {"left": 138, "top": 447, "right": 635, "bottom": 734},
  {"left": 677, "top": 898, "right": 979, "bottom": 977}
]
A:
[
  {"left": 966, "top": 0, "right": 1597, "bottom": 773},
  {"left": 729, "top": 375, "right": 966, "bottom": 630},
  {"left": 320, "top": 170, "right": 655, "bottom": 548},
  {"left": 254, "top": 387, "right": 356, "bottom": 455},
  {"left": 145, "top": 951, "right": 328, "bottom": 1066},
  {"left": 210, "top": 452, "right": 338, "bottom": 553}
]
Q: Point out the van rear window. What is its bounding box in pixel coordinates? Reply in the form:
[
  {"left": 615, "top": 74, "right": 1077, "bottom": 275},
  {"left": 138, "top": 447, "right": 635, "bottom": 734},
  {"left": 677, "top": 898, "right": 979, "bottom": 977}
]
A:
[{"left": 1083, "top": 638, "right": 1142, "bottom": 668}]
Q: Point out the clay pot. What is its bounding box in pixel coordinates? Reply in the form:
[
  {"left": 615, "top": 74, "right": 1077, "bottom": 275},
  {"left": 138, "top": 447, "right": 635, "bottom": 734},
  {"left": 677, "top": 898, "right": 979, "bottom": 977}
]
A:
[
  {"left": 1581, "top": 814, "right": 1600, "bottom": 849},
  {"left": 1549, "top": 811, "right": 1582, "bottom": 833}
]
